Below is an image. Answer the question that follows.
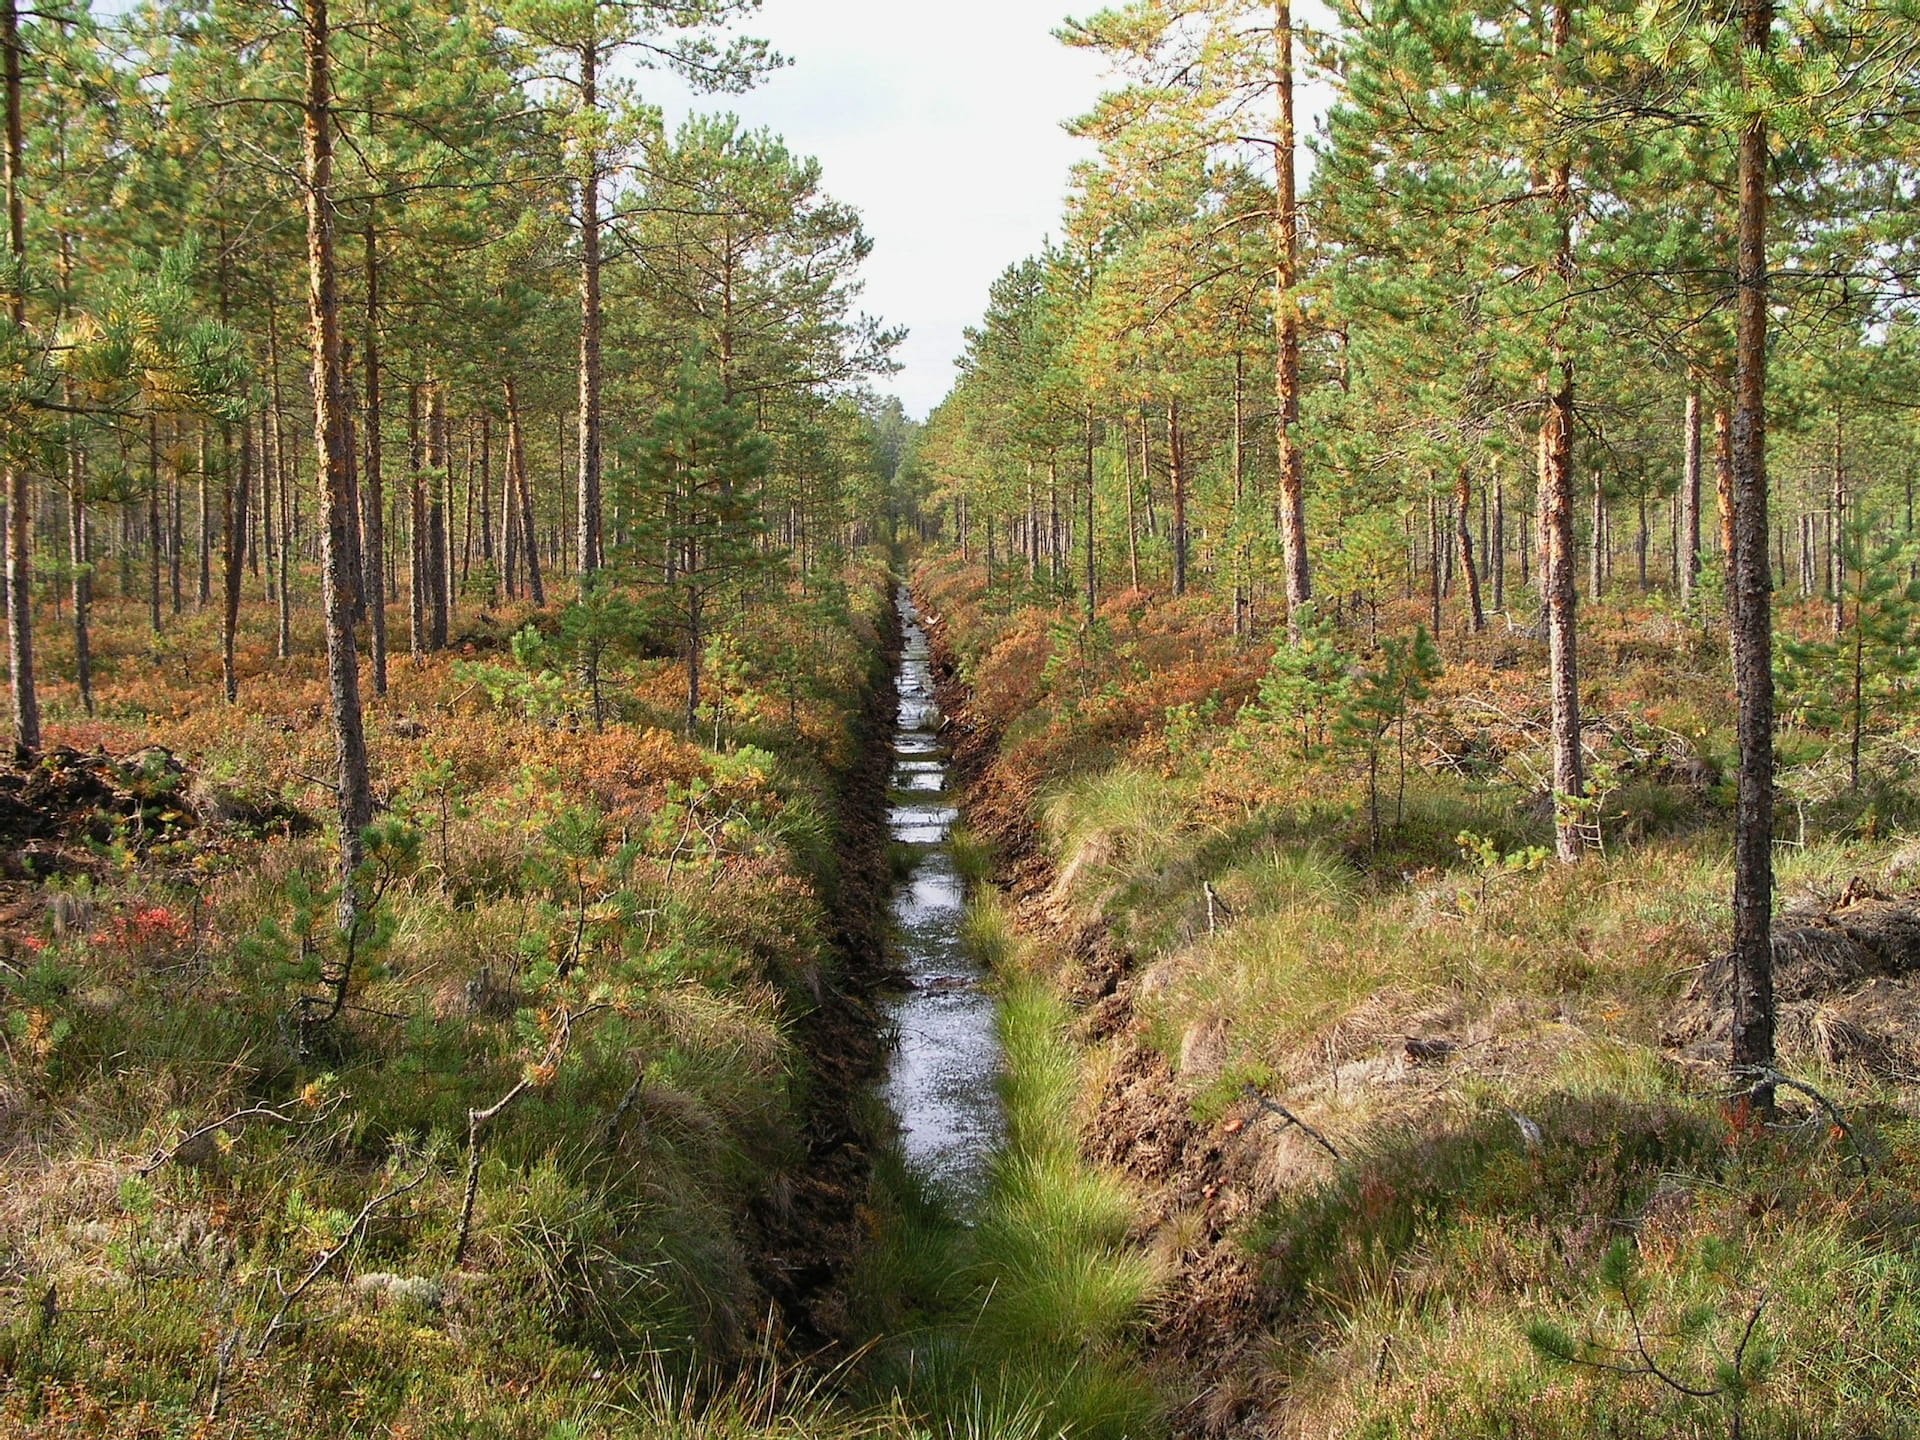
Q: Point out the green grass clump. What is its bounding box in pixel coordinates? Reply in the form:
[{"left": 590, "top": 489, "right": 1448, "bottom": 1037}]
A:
[
  {"left": 946, "top": 824, "right": 995, "bottom": 886},
  {"left": 958, "top": 888, "right": 1018, "bottom": 972}
]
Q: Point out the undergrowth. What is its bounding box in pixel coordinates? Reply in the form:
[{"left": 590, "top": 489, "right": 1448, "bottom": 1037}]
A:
[
  {"left": 0, "top": 555, "right": 914, "bottom": 1438},
  {"left": 918, "top": 550, "right": 1920, "bottom": 1438}
]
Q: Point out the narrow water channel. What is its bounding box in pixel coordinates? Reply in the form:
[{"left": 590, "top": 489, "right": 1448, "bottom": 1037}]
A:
[{"left": 880, "top": 584, "right": 1004, "bottom": 1203}]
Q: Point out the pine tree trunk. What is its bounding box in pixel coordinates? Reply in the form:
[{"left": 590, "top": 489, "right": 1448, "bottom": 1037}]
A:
[
  {"left": 5, "top": 0, "right": 36, "bottom": 755},
  {"left": 575, "top": 40, "right": 604, "bottom": 580},
  {"left": 260, "top": 407, "right": 276, "bottom": 607},
  {"left": 1084, "top": 405, "right": 1096, "bottom": 624},
  {"left": 1492, "top": 477, "right": 1506, "bottom": 612},
  {"left": 505, "top": 375, "right": 544, "bottom": 606},
  {"left": 1123, "top": 415, "right": 1140, "bottom": 592},
  {"left": 1232, "top": 365, "right": 1249, "bottom": 634},
  {"left": 428, "top": 383, "right": 449, "bottom": 650},
  {"left": 1457, "top": 466, "right": 1484, "bottom": 632},
  {"left": 1681, "top": 387, "right": 1703, "bottom": 606},
  {"left": 148, "top": 415, "right": 162, "bottom": 634},
  {"left": 339, "top": 341, "right": 364, "bottom": 623},
  {"left": 1427, "top": 492, "right": 1442, "bottom": 636},
  {"left": 408, "top": 384, "right": 426, "bottom": 658},
  {"left": 1140, "top": 421, "right": 1157, "bottom": 547},
  {"left": 479, "top": 410, "right": 495, "bottom": 605},
  {"left": 1830, "top": 407, "right": 1845, "bottom": 637},
  {"left": 1590, "top": 474, "right": 1605, "bottom": 599},
  {"left": 461, "top": 419, "right": 476, "bottom": 586},
  {"left": 1168, "top": 400, "right": 1187, "bottom": 597},
  {"left": 267, "top": 293, "right": 293, "bottom": 659},
  {"left": 197, "top": 427, "right": 212, "bottom": 609},
  {"left": 1542, "top": 358, "right": 1584, "bottom": 863},
  {"left": 302, "top": 0, "right": 374, "bottom": 926},
  {"left": 1273, "top": 0, "right": 1309, "bottom": 627},
  {"left": 221, "top": 420, "right": 251, "bottom": 704},
  {"left": 68, "top": 435, "right": 91, "bottom": 716},
  {"left": 1728, "top": 0, "right": 1776, "bottom": 1099},
  {"left": 502, "top": 443, "right": 519, "bottom": 598},
  {"left": 362, "top": 216, "right": 386, "bottom": 692},
  {"left": 169, "top": 434, "right": 182, "bottom": 615},
  {"left": 1637, "top": 493, "right": 1649, "bottom": 589}
]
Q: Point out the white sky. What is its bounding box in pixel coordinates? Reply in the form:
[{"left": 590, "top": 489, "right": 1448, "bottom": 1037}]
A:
[{"left": 648, "top": 0, "right": 1112, "bottom": 419}]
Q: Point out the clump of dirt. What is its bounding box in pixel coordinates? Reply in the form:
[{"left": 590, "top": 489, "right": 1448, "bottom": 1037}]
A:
[
  {"left": 0, "top": 745, "right": 314, "bottom": 880},
  {"left": 1669, "top": 882, "right": 1920, "bottom": 1080}
]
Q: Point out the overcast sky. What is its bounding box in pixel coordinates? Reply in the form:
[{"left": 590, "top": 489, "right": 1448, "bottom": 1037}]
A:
[{"left": 648, "top": 1, "right": 1112, "bottom": 419}]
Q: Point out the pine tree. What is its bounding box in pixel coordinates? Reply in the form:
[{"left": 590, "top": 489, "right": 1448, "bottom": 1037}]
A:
[{"left": 620, "top": 355, "right": 774, "bottom": 735}]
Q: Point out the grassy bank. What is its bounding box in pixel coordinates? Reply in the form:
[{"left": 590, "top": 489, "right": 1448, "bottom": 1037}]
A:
[
  {"left": 918, "top": 552, "right": 1920, "bottom": 1437},
  {"left": 0, "top": 553, "right": 919, "bottom": 1438}
]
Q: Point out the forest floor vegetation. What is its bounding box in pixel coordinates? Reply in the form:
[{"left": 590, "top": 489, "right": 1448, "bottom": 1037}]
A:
[
  {"left": 916, "top": 551, "right": 1920, "bottom": 1439},
  {"left": 0, "top": 555, "right": 944, "bottom": 1439}
]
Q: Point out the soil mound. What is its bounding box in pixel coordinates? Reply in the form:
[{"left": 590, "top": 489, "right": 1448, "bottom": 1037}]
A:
[
  {"left": 1669, "top": 885, "right": 1920, "bottom": 1078},
  {"left": 0, "top": 746, "right": 311, "bottom": 876}
]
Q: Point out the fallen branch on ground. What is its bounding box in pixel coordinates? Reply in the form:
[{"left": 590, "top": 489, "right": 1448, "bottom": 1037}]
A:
[
  {"left": 1243, "top": 1083, "right": 1342, "bottom": 1160},
  {"left": 252, "top": 1166, "right": 429, "bottom": 1357}
]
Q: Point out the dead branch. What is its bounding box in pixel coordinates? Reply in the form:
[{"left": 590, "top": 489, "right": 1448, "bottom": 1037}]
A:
[
  {"left": 252, "top": 1166, "right": 429, "bottom": 1357},
  {"left": 1735, "top": 1066, "right": 1868, "bottom": 1176},
  {"left": 138, "top": 1102, "right": 327, "bottom": 1176},
  {"left": 1242, "top": 1083, "right": 1342, "bottom": 1160},
  {"left": 452, "top": 1004, "right": 602, "bottom": 1265}
]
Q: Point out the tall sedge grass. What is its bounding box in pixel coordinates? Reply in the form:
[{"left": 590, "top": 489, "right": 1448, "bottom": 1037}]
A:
[
  {"left": 1041, "top": 767, "right": 1189, "bottom": 875},
  {"left": 959, "top": 887, "right": 1018, "bottom": 973},
  {"left": 946, "top": 824, "right": 996, "bottom": 887}
]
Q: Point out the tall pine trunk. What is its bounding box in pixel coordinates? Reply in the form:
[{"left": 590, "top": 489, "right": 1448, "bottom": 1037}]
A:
[
  {"left": 1542, "top": 360, "right": 1583, "bottom": 863},
  {"left": 267, "top": 293, "right": 294, "bottom": 658},
  {"left": 1083, "top": 405, "right": 1097, "bottom": 624},
  {"left": 506, "top": 376, "right": 544, "bottom": 606},
  {"left": 221, "top": 422, "right": 251, "bottom": 703},
  {"left": 1168, "top": 401, "right": 1187, "bottom": 597},
  {"left": 1728, "top": 0, "right": 1776, "bottom": 1099},
  {"left": 147, "top": 415, "right": 163, "bottom": 634},
  {"left": 408, "top": 385, "right": 426, "bottom": 658},
  {"left": 428, "top": 383, "right": 449, "bottom": 650},
  {"left": 3, "top": 0, "right": 35, "bottom": 755},
  {"left": 301, "top": 0, "right": 374, "bottom": 931},
  {"left": 575, "top": 40, "right": 604, "bottom": 579},
  {"left": 1681, "top": 386, "right": 1703, "bottom": 607},
  {"left": 1590, "top": 473, "right": 1605, "bottom": 599},
  {"left": 1541, "top": 0, "right": 1583, "bottom": 864},
  {"left": 1456, "top": 465, "right": 1484, "bottom": 632},
  {"left": 1830, "top": 406, "right": 1845, "bottom": 637},
  {"left": 1273, "top": 0, "right": 1309, "bottom": 628},
  {"left": 1492, "top": 477, "right": 1506, "bottom": 612},
  {"left": 362, "top": 216, "right": 387, "bottom": 692},
  {"left": 478, "top": 411, "right": 496, "bottom": 604},
  {"left": 197, "top": 427, "right": 212, "bottom": 608},
  {"left": 69, "top": 435, "right": 92, "bottom": 716}
]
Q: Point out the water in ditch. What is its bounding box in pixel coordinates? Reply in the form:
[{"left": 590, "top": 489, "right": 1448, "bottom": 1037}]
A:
[{"left": 879, "top": 584, "right": 1003, "bottom": 1205}]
